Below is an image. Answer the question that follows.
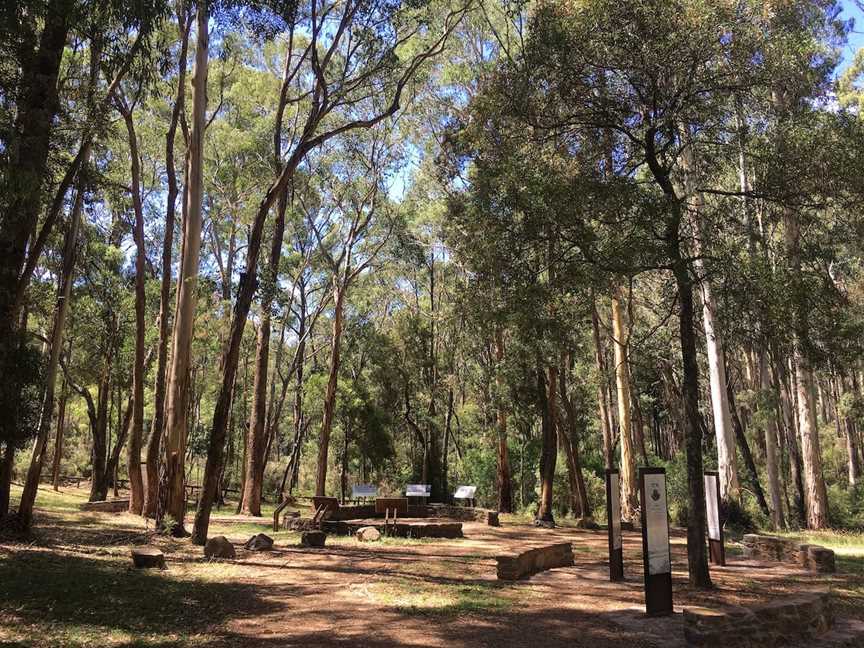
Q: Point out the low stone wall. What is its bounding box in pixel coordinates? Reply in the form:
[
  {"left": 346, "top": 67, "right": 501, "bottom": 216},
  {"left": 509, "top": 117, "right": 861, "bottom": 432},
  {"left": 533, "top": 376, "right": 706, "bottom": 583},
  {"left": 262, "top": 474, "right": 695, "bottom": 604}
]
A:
[
  {"left": 80, "top": 499, "right": 130, "bottom": 513},
  {"left": 425, "top": 504, "right": 500, "bottom": 526},
  {"left": 323, "top": 519, "right": 463, "bottom": 539},
  {"left": 496, "top": 542, "right": 574, "bottom": 580},
  {"left": 741, "top": 534, "right": 836, "bottom": 573},
  {"left": 683, "top": 589, "right": 833, "bottom": 647}
]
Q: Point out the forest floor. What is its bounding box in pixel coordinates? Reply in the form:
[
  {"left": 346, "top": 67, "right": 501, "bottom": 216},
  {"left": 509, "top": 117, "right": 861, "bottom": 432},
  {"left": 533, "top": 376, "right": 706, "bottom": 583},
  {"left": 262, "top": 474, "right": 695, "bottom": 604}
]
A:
[{"left": 1, "top": 485, "right": 863, "bottom": 647}]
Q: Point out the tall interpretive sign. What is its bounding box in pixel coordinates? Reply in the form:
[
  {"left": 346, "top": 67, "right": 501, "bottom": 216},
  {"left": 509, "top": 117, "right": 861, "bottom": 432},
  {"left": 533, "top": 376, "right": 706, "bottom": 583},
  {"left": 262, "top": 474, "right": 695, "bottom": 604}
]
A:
[
  {"left": 704, "top": 471, "right": 725, "bottom": 565},
  {"left": 639, "top": 467, "right": 672, "bottom": 616},
  {"left": 605, "top": 469, "right": 624, "bottom": 581}
]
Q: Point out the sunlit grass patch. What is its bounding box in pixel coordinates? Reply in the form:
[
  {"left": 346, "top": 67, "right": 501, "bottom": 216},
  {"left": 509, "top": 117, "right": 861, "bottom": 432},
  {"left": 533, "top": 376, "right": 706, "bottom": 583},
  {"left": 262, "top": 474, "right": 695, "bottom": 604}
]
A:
[{"left": 363, "top": 577, "right": 513, "bottom": 617}]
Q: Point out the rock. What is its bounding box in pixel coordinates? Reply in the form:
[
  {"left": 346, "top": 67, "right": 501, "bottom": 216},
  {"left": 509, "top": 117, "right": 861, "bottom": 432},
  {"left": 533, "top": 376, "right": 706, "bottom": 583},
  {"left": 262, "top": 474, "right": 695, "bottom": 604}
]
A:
[
  {"left": 808, "top": 546, "right": 836, "bottom": 574},
  {"left": 355, "top": 526, "right": 381, "bottom": 542},
  {"left": 131, "top": 545, "right": 166, "bottom": 569},
  {"left": 244, "top": 533, "right": 274, "bottom": 551},
  {"left": 301, "top": 530, "right": 327, "bottom": 548},
  {"left": 574, "top": 516, "right": 600, "bottom": 530},
  {"left": 204, "top": 535, "right": 236, "bottom": 559}
]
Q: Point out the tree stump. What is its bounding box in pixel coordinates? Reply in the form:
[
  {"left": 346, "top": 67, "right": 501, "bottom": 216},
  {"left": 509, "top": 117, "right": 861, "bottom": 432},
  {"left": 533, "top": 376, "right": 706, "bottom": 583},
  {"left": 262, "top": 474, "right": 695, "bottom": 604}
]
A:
[
  {"left": 301, "top": 530, "right": 327, "bottom": 548},
  {"left": 131, "top": 546, "right": 166, "bottom": 569},
  {"left": 244, "top": 533, "right": 274, "bottom": 551},
  {"left": 204, "top": 535, "right": 236, "bottom": 559}
]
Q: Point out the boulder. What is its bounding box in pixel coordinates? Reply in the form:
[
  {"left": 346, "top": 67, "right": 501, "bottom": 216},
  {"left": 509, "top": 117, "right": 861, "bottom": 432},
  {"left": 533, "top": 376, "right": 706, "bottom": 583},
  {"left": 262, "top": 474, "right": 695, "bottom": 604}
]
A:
[
  {"left": 355, "top": 526, "right": 381, "bottom": 542},
  {"left": 244, "top": 533, "right": 274, "bottom": 551},
  {"left": 131, "top": 545, "right": 166, "bottom": 569},
  {"left": 204, "top": 535, "right": 236, "bottom": 559},
  {"left": 301, "top": 530, "right": 327, "bottom": 548}
]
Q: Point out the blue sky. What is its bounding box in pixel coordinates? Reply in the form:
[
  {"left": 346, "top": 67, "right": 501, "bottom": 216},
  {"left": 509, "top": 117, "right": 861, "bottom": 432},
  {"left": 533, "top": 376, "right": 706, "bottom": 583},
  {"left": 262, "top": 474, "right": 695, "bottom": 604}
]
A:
[{"left": 840, "top": 0, "right": 864, "bottom": 73}]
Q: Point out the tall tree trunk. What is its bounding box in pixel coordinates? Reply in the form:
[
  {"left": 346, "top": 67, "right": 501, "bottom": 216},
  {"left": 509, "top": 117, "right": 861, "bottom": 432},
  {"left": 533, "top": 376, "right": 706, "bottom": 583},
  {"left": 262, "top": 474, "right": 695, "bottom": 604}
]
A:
[
  {"left": 17, "top": 166, "right": 86, "bottom": 527},
  {"left": 160, "top": 2, "right": 209, "bottom": 535},
  {"left": 559, "top": 356, "right": 591, "bottom": 518},
  {"left": 611, "top": 285, "right": 637, "bottom": 521},
  {"left": 143, "top": 7, "right": 190, "bottom": 519},
  {"left": 121, "top": 106, "right": 147, "bottom": 515},
  {"left": 315, "top": 286, "right": 345, "bottom": 496},
  {"left": 51, "top": 377, "right": 68, "bottom": 490},
  {"left": 591, "top": 298, "right": 614, "bottom": 469},
  {"left": 536, "top": 366, "right": 557, "bottom": 524},
  {"left": 494, "top": 328, "right": 513, "bottom": 513},
  {"left": 90, "top": 360, "right": 112, "bottom": 502},
  {"left": 726, "top": 381, "right": 770, "bottom": 516},
  {"left": 241, "top": 190, "right": 288, "bottom": 516},
  {"left": 0, "top": 444, "right": 14, "bottom": 518},
  {"left": 783, "top": 211, "right": 829, "bottom": 529},
  {"left": 759, "top": 351, "right": 785, "bottom": 528}
]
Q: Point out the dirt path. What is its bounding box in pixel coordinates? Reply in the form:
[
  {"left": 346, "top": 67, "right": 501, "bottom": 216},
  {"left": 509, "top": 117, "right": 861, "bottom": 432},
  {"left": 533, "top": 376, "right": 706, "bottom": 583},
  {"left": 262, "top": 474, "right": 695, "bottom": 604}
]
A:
[{"left": 2, "top": 487, "right": 860, "bottom": 648}]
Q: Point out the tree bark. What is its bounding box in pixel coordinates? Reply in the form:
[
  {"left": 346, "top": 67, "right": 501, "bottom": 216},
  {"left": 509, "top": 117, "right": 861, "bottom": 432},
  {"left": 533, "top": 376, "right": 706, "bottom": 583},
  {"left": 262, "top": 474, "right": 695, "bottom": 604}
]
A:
[
  {"left": 494, "top": 328, "right": 513, "bottom": 513},
  {"left": 559, "top": 356, "right": 591, "bottom": 518},
  {"left": 160, "top": 1, "right": 209, "bottom": 535},
  {"left": 536, "top": 366, "right": 557, "bottom": 524},
  {"left": 611, "top": 285, "right": 637, "bottom": 521},
  {"left": 315, "top": 286, "right": 345, "bottom": 496},
  {"left": 143, "top": 6, "right": 190, "bottom": 519},
  {"left": 591, "top": 299, "right": 614, "bottom": 469},
  {"left": 240, "top": 189, "right": 288, "bottom": 516},
  {"left": 759, "top": 350, "right": 785, "bottom": 528},
  {"left": 51, "top": 377, "right": 68, "bottom": 490},
  {"left": 17, "top": 167, "right": 86, "bottom": 527},
  {"left": 121, "top": 105, "right": 147, "bottom": 515}
]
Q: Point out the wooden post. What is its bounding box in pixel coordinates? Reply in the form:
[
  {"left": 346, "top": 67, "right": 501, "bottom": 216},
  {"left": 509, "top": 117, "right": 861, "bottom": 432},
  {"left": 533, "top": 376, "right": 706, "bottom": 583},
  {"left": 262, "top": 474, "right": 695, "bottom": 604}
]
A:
[
  {"left": 606, "top": 469, "right": 624, "bottom": 581},
  {"left": 639, "top": 467, "right": 673, "bottom": 616},
  {"left": 704, "top": 471, "right": 725, "bottom": 565}
]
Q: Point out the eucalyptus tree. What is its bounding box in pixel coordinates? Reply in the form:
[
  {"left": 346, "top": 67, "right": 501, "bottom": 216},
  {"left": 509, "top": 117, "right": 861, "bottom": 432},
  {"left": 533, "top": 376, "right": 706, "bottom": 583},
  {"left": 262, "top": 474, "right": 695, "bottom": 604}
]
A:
[
  {"left": 0, "top": 0, "right": 166, "bottom": 522},
  {"left": 190, "top": 0, "right": 470, "bottom": 543}
]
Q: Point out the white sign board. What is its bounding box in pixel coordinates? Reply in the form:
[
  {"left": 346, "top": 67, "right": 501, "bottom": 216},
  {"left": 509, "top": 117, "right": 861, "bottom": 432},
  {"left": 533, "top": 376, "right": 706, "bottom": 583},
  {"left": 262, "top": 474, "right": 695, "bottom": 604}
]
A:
[
  {"left": 704, "top": 474, "right": 721, "bottom": 541},
  {"left": 406, "top": 484, "right": 431, "bottom": 497},
  {"left": 352, "top": 484, "right": 377, "bottom": 498},
  {"left": 454, "top": 485, "right": 476, "bottom": 499},
  {"left": 643, "top": 472, "right": 671, "bottom": 576},
  {"left": 610, "top": 474, "right": 622, "bottom": 550}
]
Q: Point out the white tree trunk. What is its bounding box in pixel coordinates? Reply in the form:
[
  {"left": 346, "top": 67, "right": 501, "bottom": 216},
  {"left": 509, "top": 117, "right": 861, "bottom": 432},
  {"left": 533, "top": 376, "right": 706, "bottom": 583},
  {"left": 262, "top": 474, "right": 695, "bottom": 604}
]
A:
[
  {"left": 698, "top": 277, "right": 740, "bottom": 501},
  {"left": 160, "top": 2, "right": 209, "bottom": 533},
  {"left": 611, "top": 286, "right": 637, "bottom": 520}
]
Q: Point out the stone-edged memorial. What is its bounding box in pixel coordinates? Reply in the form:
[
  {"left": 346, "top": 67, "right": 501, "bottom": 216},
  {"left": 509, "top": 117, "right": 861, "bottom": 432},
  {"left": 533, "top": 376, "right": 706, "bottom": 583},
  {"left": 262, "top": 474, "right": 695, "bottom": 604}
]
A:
[
  {"left": 704, "top": 471, "right": 725, "bottom": 565},
  {"left": 639, "top": 467, "right": 673, "bottom": 616},
  {"left": 605, "top": 468, "right": 624, "bottom": 581},
  {"left": 496, "top": 542, "right": 575, "bottom": 580}
]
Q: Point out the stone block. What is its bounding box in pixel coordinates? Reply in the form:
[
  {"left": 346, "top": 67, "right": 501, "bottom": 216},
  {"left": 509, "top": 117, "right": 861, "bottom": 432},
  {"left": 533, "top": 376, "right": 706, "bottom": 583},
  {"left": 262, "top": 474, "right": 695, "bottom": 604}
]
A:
[{"left": 355, "top": 526, "right": 381, "bottom": 542}]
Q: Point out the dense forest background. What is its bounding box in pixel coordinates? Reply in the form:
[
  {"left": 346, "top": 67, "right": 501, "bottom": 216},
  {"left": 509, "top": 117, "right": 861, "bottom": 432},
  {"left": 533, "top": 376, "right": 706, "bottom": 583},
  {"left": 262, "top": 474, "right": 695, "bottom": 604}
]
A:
[{"left": 4, "top": 0, "right": 864, "bottom": 588}]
